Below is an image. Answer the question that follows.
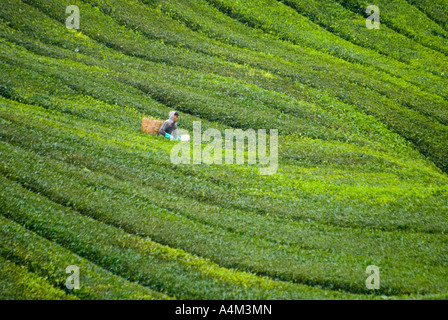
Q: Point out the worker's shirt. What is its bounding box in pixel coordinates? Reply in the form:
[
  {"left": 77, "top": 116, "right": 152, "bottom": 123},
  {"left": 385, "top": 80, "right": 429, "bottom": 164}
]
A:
[{"left": 158, "top": 119, "right": 177, "bottom": 136}]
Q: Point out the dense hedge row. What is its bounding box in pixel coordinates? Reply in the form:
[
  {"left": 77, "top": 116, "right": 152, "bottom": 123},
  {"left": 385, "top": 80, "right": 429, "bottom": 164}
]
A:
[
  {"left": 0, "top": 257, "right": 77, "bottom": 300},
  {"left": 1, "top": 96, "right": 447, "bottom": 296},
  {"left": 299, "top": 0, "right": 448, "bottom": 55},
  {"left": 0, "top": 216, "right": 169, "bottom": 299},
  {"left": 0, "top": 19, "right": 409, "bottom": 153},
  {"left": 203, "top": 0, "right": 448, "bottom": 79},
  {"left": 3, "top": 174, "right": 363, "bottom": 299},
  {"left": 406, "top": 0, "right": 448, "bottom": 31},
  {"left": 3, "top": 0, "right": 448, "bottom": 173},
  {"left": 1, "top": 0, "right": 447, "bottom": 299},
  {"left": 1, "top": 63, "right": 446, "bottom": 232}
]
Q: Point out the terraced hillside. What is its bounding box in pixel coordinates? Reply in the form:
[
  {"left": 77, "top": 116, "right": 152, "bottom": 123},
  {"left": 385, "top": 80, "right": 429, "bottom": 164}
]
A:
[{"left": 0, "top": 0, "right": 447, "bottom": 299}]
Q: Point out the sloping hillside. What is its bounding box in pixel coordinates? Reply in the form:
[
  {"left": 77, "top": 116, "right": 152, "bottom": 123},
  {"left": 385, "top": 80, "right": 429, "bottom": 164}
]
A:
[{"left": 0, "top": 0, "right": 447, "bottom": 299}]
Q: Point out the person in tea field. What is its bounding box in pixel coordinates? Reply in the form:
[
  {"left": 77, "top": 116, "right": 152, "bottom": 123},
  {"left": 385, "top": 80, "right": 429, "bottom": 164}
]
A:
[{"left": 158, "top": 111, "right": 179, "bottom": 140}]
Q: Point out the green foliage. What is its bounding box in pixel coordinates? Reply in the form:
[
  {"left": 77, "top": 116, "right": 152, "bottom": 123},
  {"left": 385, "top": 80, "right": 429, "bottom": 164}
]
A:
[
  {"left": 0, "top": 0, "right": 447, "bottom": 300},
  {"left": 0, "top": 257, "right": 77, "bottom": 300},
  {"left": 326, "top": 0, "right": 448, "bottom": 55},
  {"left": 0, "top": 216, "right": 169, "bottom": 299},
  {"left": 406, "top": 0, "right": 448, "bottom": 32}
]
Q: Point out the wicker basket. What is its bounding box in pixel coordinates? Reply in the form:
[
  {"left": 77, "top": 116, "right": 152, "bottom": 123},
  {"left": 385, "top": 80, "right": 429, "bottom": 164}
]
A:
[
  {"left": 141, "top": 118, "right": 164, "bottom": 135},
  {"left": 142, "top": 118, "right": 163, "bottom": 134}
]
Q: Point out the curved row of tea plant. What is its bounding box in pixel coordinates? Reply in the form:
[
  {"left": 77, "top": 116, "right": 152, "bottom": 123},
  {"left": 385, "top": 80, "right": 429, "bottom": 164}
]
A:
[
  {"left": 282, "top": 0, "right": 448, "bottom": 56},
  {"left": 0, "top": 256, "right": 76, "bottom": 300},
  {"left": 405, "top": 0, "right": 448, "bottom": 31},
  {"left": 1, "top": 0, "right": 447, "bottom": 299},
  {"left": 203, "top": 0, "right": 448, "bottom": 78},
  {"left": 1, "top": 96, "right": 447, "bottom": 297},
  {"left": 2, "top": 0, "right": 448, "bottom": 172},
  {"left": 1, "top": 61, "right": 446, "bottom": 233},
  {"left": 334, "top": 0, "right": 448, "bottom": 54},
  {"left": 0, "top": 216, "right": 169, "bottom": 299}
]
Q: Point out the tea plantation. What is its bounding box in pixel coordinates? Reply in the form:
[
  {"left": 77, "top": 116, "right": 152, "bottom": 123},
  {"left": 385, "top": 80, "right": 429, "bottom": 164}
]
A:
[{"left": 0, "top": 0, "right": 447, "bottom": 299}]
